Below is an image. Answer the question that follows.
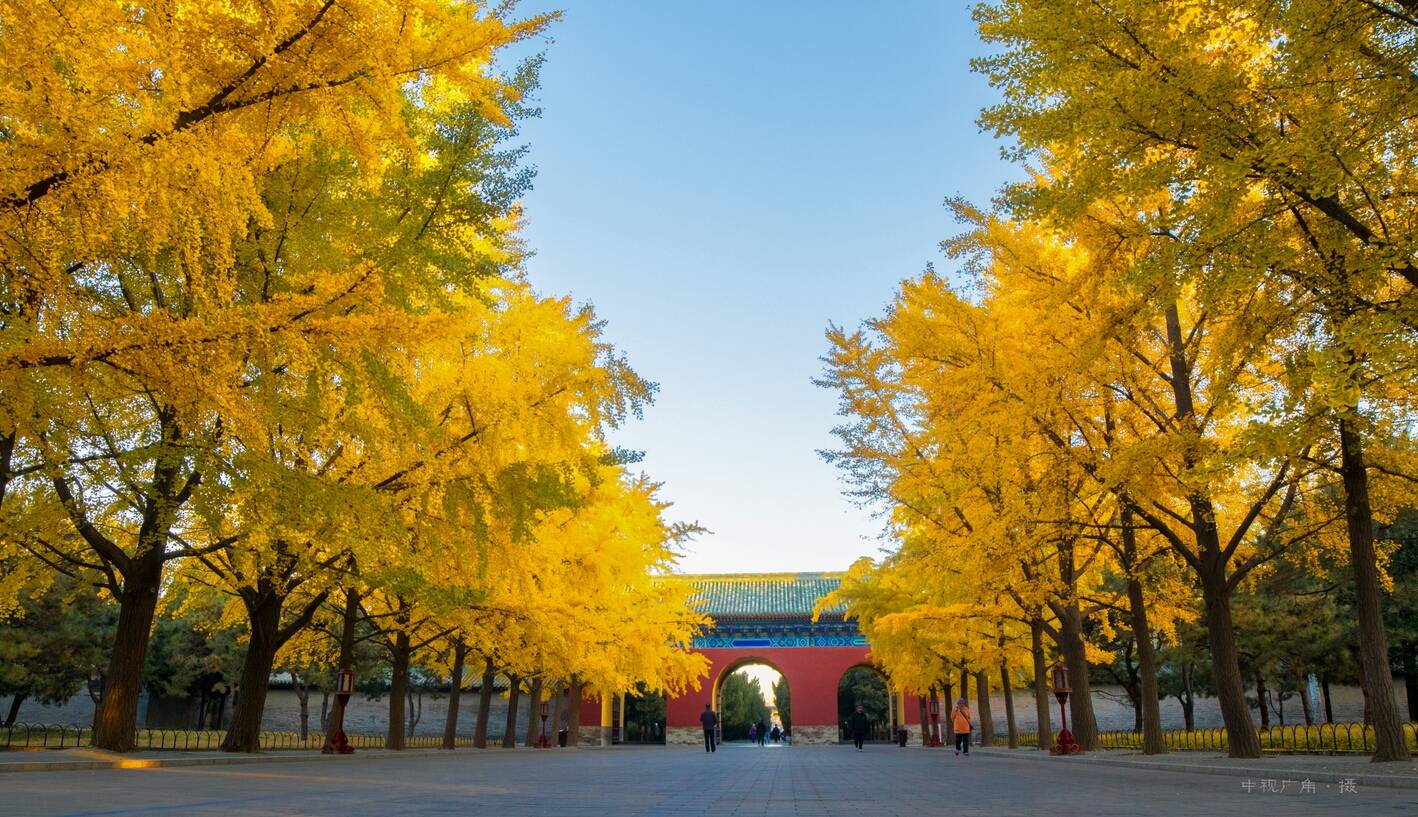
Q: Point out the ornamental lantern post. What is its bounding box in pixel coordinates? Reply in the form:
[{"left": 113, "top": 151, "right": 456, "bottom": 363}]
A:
[
  {"left": 1049, "top": 662, "right": 1080, "bottom": 755},
  {"left": 322, "top": 668, "right": 356, "bottom": 754},
  {"left": 928, "top": 695, "right": 943, "bottom": 747},
  {"left": 536, "top": 700, "right": 551, "bottom": 748}
]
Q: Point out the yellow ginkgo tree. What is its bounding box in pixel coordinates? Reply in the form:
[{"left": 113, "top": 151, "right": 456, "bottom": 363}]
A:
[{"left": 974, "top": 0, "right": 1418, "bottom": 760}]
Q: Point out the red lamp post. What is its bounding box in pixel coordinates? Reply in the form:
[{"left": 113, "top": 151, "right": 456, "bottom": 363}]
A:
[
  {"left": 536, "top": 700, "right": 551, "bottom": 748},
  {"left": 1049, "top": 662, "right": 1081, "bottom": 755},
  {"left": 928, "top": 695, "right": 943, "bottom": 747},
  {"left": 322, "top": 668, "right": 356, "bottom": 754}
]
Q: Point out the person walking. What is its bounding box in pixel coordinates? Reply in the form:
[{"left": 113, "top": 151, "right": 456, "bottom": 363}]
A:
[
  {"left": 952, "top": 698, "right": 972, "bottom": 756},
  {"left": 757, "top": 720, "right": 768, "bottom": 746},
  {"left": 849, "top": 705, "right": 869, "bottom": 751},
  {"left": 748, "top": 723, "right": 758, "bottom": 745},
  {"left": 700, "top": 704, "right": 718, "bottom": 753}
]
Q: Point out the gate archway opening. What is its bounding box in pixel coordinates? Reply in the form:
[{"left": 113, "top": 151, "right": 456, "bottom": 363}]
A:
[
  {"left": 837, "top": 665, "right": 893, "bottom": 743},
  {"left": 712, "top": 658, "right": 789, "bottom": 742},
  {"left": 624, "top": 683, "right": 667, "bottom": 744}
]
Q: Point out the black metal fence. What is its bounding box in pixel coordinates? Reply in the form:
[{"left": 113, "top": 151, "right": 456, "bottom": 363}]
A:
[
  {"left": 0, "top": 723, "right": 475, "bottom": 751},
  {"left": 1013, "top": 722, "right": 1418, "bottom": 754},
  {"left": 9, "top": 720, "right": 1416, "bottom": 754}
]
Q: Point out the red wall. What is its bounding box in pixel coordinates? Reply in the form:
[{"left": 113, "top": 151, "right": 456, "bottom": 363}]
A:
[{"left": 661, "top": 647, "right": 919, "bottom": 728}]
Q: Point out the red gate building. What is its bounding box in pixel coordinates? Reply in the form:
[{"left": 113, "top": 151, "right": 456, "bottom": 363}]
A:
[{"left": 659, "top": 572, "right": 920, "bottom": 745}]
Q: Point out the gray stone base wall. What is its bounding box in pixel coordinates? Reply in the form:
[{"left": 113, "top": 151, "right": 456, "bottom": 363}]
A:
[
  {"left": 667, "top": 727, "right": 706, "bottom": 747},
  {"left": 0, "top": 688, "right": 512, "bottom": 741},
  {"left": 579, "top": 725, "right": 604, "bottom": 747},
  {"left": 666, "top": 725, "right": 842, "bottom": 746},
  {"left": 788, "top": 726, "right": 838, "bottom": 745}
]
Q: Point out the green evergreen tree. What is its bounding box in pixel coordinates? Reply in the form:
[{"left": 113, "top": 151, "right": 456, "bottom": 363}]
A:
[
  {"left": 0, "top": 575, "right": 114, "bottom": 727},
  {"left": 718, "top": 671, "right": 770, "bottom": 741},
  {"left": 772, "top": 676, "right": 791, "bottom": 732}
]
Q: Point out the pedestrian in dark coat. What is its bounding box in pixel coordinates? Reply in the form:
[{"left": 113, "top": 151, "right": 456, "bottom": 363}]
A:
[
  {"left": 700, "top": 704, "right": 718, "bottom": 753},
  {"left": 850, "top": 705, "right": 869, "bottom": 751}
]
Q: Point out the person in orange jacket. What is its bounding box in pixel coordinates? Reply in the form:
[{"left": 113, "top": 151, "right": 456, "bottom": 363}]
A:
[{"left": 951, "top": 698, "right": 972, "bottom": 756}]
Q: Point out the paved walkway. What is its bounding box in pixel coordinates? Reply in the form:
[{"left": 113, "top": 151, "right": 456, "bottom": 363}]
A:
[
  {"left": 4, "top": 744, "right": 1414, "bottom": 817},
  {"left": 978, "top": 744, "right": 1418, "bottom": 788}
]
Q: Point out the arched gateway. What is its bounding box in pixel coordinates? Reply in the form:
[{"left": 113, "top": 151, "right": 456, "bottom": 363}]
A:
[{"left": 661, "top": 572, "right": 920, "bottom": 745}]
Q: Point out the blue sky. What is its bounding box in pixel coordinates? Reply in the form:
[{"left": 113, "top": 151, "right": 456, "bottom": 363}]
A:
[{"left": 508, "top": 1, "right": 1018, "bottom": 573}]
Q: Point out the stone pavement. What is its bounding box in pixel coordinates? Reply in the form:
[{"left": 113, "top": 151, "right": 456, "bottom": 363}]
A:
[
  {"left": 4, "top": 743, "right": 1415, "bottom": 817},
  {"left": 978, "top": 744, "right": 1418, "bottom": 789}
]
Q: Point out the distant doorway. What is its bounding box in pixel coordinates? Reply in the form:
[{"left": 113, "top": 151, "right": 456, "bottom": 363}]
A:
[
  {"left": 837, "top": 666, "right": 892, "bottom": 743},
  {"left": 624, "top": 683, "right": 666, "bottom": 744},
  {"left": 713, "top": 660, "right": 789, "bottom": 743}
]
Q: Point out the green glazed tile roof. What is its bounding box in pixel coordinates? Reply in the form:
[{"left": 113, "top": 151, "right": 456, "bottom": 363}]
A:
[{"left": 672, "top": 572, "right": 846, "bottom": 621}]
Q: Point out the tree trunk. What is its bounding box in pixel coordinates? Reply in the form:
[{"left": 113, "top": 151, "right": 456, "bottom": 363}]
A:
[
  {"left": 1031, "top": 617, "right": 1053, "bottom": 751},
  {"left": 213, "top": 689, "right": 228, "bottom": 730},
  {"left": 1000, "top": 660, "right": 1017, "bottom": 749},
  {"left": 293, "top": 673, "right": 310, "bottom": 741},
  {"left": 502, "top": 675, "right": 521, "bottom": 748},
  {"left": 91, "top": 551, "right": 163, "bottom": 752},
  {"left": 406, "top": 685, "right": 421, "bottom": 736},
  {"left": 325, "top": 588, "right": 360, "bottom": 748},
  {"left": 1121, "top": 513, "right": 1165, "bottom": 754},
  {"left": 442, "top": 640, "right": 467, "bottom": 750},
  {"left": 550, "top": 684, "right": 564, "bottom": 747},
  {"left": 1358, "top": 657, "right": 1373, "bottom": 725},
  {"left": 1197, "top": 562, "right": 1260, "bottom": 756},
  {"left": 387, "top": 630, "right": 411, "bottom": 750},
  {"left": 73, "top": 409, "right": 192, "bottom": 754},
  {"left": 0, "top": 429, "right": 14, "bottom": 508},
  {"left": 336, "top": 591, "right": 359, "bottom": 666},
  {"left": 1299, "top": 677, "right": 1314, "bottom": 726},
  {"left": 565, "top": 676, "right": 583, "bottom": 747},
  {"left": 473, "top": 657, "right": 496, "bottom": 748},
  {"left": 1055, "top": 604, "right": 1099, "bottom": 750},
  {"left": 1116, "top": 637, "right": 1142, "bottom": 733},
  {"left": 974, "top": 671, "right": 993, "bottom": 747},
  {"left": 524, "top": 678, "right": 543, "bottom": 747},
  {"left": 1164, "top": 302, "right": 1260, "bottom": 758},
  {"left": 917, "top": 695, "right": 928, "bottom": 746},
  {"left": 1321, "top": 674, "right": 1334, "bottom": 723},
  {"left": 4, "top": 693, "right": 26, "bottom": 728},
  {"left": 89, "top": 680, "right": 104, "bottom": 733},
  {"left": 939, "top": 682, "right": 953, "bottom": 743},
  {"left": 1256, "top": 673, "right": 1270, "bottom": 731},
  {"left": 1180, "top": 664, "right": 1195, "bottom": 731},
  {"left": 221, "top": 594, "right": 284, "bottom": 752},
  {"left": 1338, "top": 416, "right": 1410, "bottom": 761},
  {"left": 1193, "top": 515, "right": 1254, "bottom": 753}
]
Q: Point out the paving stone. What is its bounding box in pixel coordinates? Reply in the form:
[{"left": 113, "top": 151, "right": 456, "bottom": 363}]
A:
[{"left": 2, "top": 743, "right": 1414, "bottom": 817}]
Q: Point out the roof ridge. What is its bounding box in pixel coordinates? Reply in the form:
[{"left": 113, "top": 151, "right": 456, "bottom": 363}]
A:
[
  {"left": 666, "top": 571, "right": 845, "bottom": 580},
  {"left": 654, "top": 572, "right": 846, "bottom": 619}
]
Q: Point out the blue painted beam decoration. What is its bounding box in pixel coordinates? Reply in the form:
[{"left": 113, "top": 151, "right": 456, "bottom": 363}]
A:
[{"left": 691, "top": 631, "right": 868, "bottom": 649}]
